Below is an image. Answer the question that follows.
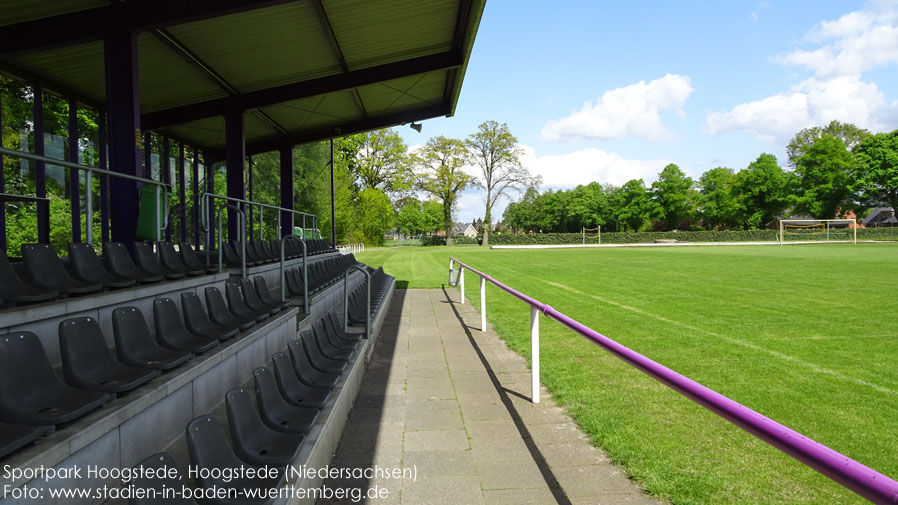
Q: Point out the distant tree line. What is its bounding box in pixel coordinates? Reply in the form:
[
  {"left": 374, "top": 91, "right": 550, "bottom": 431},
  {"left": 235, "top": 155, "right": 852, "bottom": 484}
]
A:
[{"left": 504, "top": 121, "right": 898, "bottom": 233}]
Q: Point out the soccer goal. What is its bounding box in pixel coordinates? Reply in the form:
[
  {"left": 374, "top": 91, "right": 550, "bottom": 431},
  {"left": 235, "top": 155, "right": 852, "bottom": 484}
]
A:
[
  {"left": 779, "top": 219, "right": 857, "bottom": 245},
  {"left": 581, "top": 226, "right": 601, "bottom": 244}
]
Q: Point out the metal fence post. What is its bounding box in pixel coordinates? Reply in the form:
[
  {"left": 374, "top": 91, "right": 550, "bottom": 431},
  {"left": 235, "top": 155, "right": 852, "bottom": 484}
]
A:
[
  {"left": 480, "top": 276, "right": 486, "bottom": 333},
  {"left": 460, "top": 267, "right": 465, "bottom": 304},
  {"left": 531, "top": 306, "right": 540, "bottom": 404}
]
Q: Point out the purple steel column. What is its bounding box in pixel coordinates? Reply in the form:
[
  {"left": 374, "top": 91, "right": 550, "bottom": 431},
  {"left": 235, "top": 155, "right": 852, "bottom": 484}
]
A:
[
  {"left": 67, "top": 98, "right": 81, "bottom": 242},
  {"left": 98, "top": 110, "right": 110, "bottom": 244},
  {"left": 32, "top": 82, "right": 49, "bottom": 244},
  {"left": 330, "top": 139, "right": 336, "bottom": 247},
  {"left": 162, "top": 135, "right": 171, "bottom": 241},
  {"left": 178, "top": 142, "right": 186, "bottom": 242},
  {"left": 104, "top": 31, "right": 142, "bottom": 249},
  {"left": 205, "top": 155, "right": 214, "bottom": 251},
  {"left": 279, "top": 146, "right": 293, "bottom": 239},
  {"left": 192, "top": 150, "right": 200, "bottom": 246},
  {"left": 225, "top": 109, "right": 245, "bottom": 241}
]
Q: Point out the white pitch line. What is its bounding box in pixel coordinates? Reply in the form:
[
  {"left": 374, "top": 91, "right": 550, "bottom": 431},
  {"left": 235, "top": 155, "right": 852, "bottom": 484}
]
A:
[{"left": 542, "top": 280, "right": 898, "bottom": 397}]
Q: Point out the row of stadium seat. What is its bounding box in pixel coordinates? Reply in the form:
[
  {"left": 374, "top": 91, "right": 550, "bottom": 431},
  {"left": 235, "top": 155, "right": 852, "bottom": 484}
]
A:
[
  {"left": 129, "top": 310, "right": 364, "bottom": 505},
  {"left": 0, "top": 276, "right": 287, "bottom": 459},
  {"left": 0, "top": 241, "right": 216, "bottom": 308},
  {"left": 219, "top": 238, "right": 336, "bottom": 268},
  {"left": 284, "top": 254, "right": 362, "bottom": 298},
  {"left": 347, "top": 267, "right": 393, "bottom": 327}
]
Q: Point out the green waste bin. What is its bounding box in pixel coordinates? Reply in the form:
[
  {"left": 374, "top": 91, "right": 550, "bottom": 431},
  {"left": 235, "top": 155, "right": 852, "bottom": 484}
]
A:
[{"left": 136, "top": 185, "right": 171, "bottom": 240}]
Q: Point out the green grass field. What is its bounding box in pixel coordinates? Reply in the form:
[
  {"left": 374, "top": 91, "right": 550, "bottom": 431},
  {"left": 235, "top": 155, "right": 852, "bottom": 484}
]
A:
[{"left": 359, "top": 244, "right": 898, "bottom": 505}]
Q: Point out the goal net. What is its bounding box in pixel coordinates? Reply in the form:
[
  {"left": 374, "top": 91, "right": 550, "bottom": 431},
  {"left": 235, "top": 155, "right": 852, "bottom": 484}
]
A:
[
  {"left": 581, "top": 226, "right": 601, "bottom": 243},
  {"left": 779, "top": 219, "right": 857, "bottom": 245}
]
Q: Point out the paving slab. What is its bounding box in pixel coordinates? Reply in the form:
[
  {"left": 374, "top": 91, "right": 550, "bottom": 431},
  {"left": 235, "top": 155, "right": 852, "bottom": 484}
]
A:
[{"left": 319, "top": 289, "right": 661, "bottom": 505}]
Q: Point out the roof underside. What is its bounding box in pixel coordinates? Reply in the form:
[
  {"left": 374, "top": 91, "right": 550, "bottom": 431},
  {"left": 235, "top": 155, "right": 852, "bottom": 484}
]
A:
[{"left": 0, "top": 0, "right": 484, "bottom": 157}]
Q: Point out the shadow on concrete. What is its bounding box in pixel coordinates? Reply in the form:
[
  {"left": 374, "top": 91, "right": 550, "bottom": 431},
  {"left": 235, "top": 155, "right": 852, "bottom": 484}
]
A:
[{"left": 440, "top": 286, "right": 572, "bottom": 505}]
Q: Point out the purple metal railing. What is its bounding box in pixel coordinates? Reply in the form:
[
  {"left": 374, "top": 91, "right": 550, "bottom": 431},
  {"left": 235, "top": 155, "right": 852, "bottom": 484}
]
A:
[{"left": 448, "top": 256, "right": 898, "bottom": 505}]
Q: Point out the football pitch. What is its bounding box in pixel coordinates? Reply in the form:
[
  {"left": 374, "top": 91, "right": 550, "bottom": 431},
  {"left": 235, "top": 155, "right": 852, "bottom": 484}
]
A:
[{"left": 359, "top": 243, "right": 898, "bottom": 504}]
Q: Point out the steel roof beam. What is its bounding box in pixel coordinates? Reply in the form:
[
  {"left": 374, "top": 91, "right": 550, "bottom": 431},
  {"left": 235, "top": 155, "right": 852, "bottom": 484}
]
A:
[
  {"left": 142, "top": 49, "right": 462, "bottom": 129},
  {"left": 0, "top": 0, "right": 297, "bottom": 55}
]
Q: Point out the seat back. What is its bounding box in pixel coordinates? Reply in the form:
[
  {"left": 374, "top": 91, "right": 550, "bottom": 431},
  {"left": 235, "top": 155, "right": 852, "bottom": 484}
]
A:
[
  {"left": 204, "top": 287, "right": 237, "bottom": 324},
  {"left": 254, "top": 276, "right": 279, "bottom": 305},
  {"left": 111, "top": 306, "right": 160, "bottom": 364},
  {"left": 157, "top": 242, "right": 188, "bottom": 273},
  {"left": 240, "top": 278, "right": 269, "bottom": 311},
  {"left": 178, "top": 242, "right": 206, "bottom": 270},
  {"left": 0, "top": 332, "right": 67, "bottom": 408},
  {"left": 127, "top": 452, "right": 197, "bottom": 505},
  {"left": 103, "top": 242, "right": 140, "bottom": 279},
  {"left": 67, "top": 243, "right": 110, "bottom": 283},
  {"left": 58, "top": 317, "right": 122, "bottom": 385},
  {"left": 252, "top": 366, "right": 293, "bottom": 420},
  {"left": 185, "top": 415, "right": 245, "bottom": 490},
  {"left": 153, "top": 298, "right": 192, "bottom": 349},
  {"left": 133, "top": 242, "right": 164, "bottom": 276},
  {"left": 225, "top": 387, "right": 269, "bottom": 450},
  {"left": 272, "top": 351, "right": 307, "bottom": 399},
  {"left": 21, "top": 243, "right": 76, "bottom": 289},
  {"left": 225, "top": 281, "right": 256, "bottom": 318}
]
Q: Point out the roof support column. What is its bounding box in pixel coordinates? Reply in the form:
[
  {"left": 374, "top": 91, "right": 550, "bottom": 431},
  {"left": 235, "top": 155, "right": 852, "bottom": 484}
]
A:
[
  {"left": 178, "top": 142, "right": 186, "bottom": 243},
  {"left": 247, "top": 156, "right": 254, "bottom": 240},
  {"left": 67, "top": 99, "right": 81, "bottom": 242},
  {"left": 104, "top": 30, "right": 142, "bottom": 248},
  {"left": 98, "top": 109, "right": 110, "bottom": 244},
  {"left": 225, "top": 109, "right": 245, "bottom": 241},
  {"left": 191, "top": 150, "right": 200, "bottom": 247},
  {"left": 0, "top": 90, "right": 5, "bottom": 253},
  {"left": 33, "top": 82, "right": 49, "bottom": 244},
  {"left": 330, "top": 139, "right": 336, "bottom": 247},
  {"left": 279, "top": 146, "right": 293, "bottom": 240},
  {"left": 162, "top": 135, "right": 171, "bottom": 241}
]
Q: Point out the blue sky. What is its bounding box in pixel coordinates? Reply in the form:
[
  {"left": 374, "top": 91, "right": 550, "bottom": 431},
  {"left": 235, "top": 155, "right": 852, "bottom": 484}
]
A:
[{"left": 398, "top": 0, "right": 898, "bottom": 223}]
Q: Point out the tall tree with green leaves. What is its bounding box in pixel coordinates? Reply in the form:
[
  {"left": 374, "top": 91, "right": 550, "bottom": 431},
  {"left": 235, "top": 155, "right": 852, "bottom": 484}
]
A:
[
  {"left": 793, "top": 135, "right": 854, "bottom": 218},
  {"left": 732, "top": 153, "right": 792, "bottom": 229},
  {"left": 697, "top": 167, "right": 739, "bottom": 230},
  {"left": 397, "top": 199, "right": 424, "bottom": 237},
  {"left": 421, "top": 200, "right": 444, "bottom": 234},
  {"left": 413, "top": 136, "right": 473, "bottom": 245},
  {"left": 350, "top": 128, "right": 411, "bottom": 194},
  {"left": 852, "top": 130, "right": 898, "bottom": 214},
  {"left": 612, "top": 179, "right": 652, "bottom": 232},
  {"left": 465, "top": 121, "right": 539, "bottom": 247},
  {"left": 651, "top": 163, "right": 694, "bottom": 230},
  {"left": 786, "top": 120, "right": 870, "bottom": 168},
  {"left": 356, "top": 188, "right": 394, "bottom": 246}
]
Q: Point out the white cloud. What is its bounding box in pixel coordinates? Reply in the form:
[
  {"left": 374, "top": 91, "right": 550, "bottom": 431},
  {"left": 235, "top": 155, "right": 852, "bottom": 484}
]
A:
[
  {"left": 706, "top": 3, "right": 898, "bottom": 143},
  {"left": 519, "top": 144, "right": 671, "bottom": 189},
  {"left": 541, "top": 74, "right": 694, "bottom": 142}
]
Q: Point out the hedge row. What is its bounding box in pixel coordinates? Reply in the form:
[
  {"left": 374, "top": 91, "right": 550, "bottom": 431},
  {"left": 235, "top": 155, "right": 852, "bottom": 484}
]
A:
[{"left": 422, "top": 236, "right": 481, "bottom": 246}]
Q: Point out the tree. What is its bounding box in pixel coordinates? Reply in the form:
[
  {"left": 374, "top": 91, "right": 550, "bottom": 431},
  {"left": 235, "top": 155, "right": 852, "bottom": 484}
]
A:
[
  {"left": 414, "top": 136, "right": 473, "bottom": 245},
  {"left": 421, "top": 200, "right": 444, "bottom": 234},
  {"left": 852, "top": 130, "right": 898, "bottom": 215},
  {"left": 567, "top": 182, "right": 609, "bottom": 231},
  {"left": 350, "top": 128, "right": 411, "bottom": 193},
  {"left": 697, "top": 167, "right": 739, "bottom": 230},
  {"left": 465, "top": 121, "right": 539, "bottom": 247},
  {"left": 612, "top": 179, "right": 652, "bottom": 232},
  {"left": 651, "top": 163, "right": 694, "bottom": 230},
  {"left": 356, "top": 188, "right": 394, "bottom": 246},
  {"left": 731, "top": 154, "right": 792, "bottom": 229},
  {"left": 793, "top": 135, "right": 854, "bottom": 218},
  {"left": 786, "top": 120, "right": 870, "bottom": 168},
  {"left": 397, "top": 199, "right": 424, "bottom": 237}
]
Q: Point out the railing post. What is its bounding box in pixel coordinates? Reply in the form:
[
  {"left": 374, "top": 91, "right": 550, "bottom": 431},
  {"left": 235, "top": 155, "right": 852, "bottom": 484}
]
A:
[
  {"left": 480, "top": 276, "right": 486, "bottom": 333},
  {"left": 460, "top": 267, "right": 465, "bottom": 304},
  {"left": 530, "top": 306, "right": 540, "bottom": 404}
]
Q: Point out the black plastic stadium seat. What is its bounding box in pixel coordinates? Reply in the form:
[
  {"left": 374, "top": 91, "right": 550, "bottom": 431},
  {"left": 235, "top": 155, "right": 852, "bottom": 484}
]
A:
[
  {"left": 103, "top": 242, "right": 164, "bottom": 283},
  {"left": 252, "top": 367, "right": 319, "bottom": 435},
  {"left": 286, "top": 340, "right": 340, "bottom": 389},
  {"left": 154, "top": 298, "right": 220, "bottom": 353},
  {"left": 0, "top": 252, "right": 58, "bottom": 304},
  {"left": 112, "top": 307, "right": 193, "bottom": 370},
  {"left": 241, "top": 278, "right": 281, "bottom": 316},
  {"left": 254, "top": 277, "right": 288, "bottom": 309},
  {"left": 225, "top": 281, "right": 269, "bottom": 322},
  {"left": 59, "top": 317, "right": 159, "bottom": 394},
  {"left": 0, "top": 422, "right": 52, "bottom": 459},
  {"left": 314, "top": 319, "right": 357, "bottom": 352},
  {"left": 179, "top": 241, "right": 216, "bottom": 274},
  {"left": 181, "top": 292, "right": 239, "bottom": 341},
  {"left": 186, "top": 415, "right": 283, "bottom": 505},
  {"left": 326, "top": 311, "right": 363, "bottom": 344},
  {"left": 127, "top": 452, "right": 198, "bottom": 505},
  {"left": 312, "top": 323, "right": 354, "bottom": 359},
  {"left": 225, "top": 388, "right": 303, "bottom": 467},
  {"left": 134, "top": 241, "right": 185, "bottom": 280},
  {"left": 0, "top": 331, "right": 111, "bottom": 425},
  {"left": 67, "top": 243, "right": 136, "bottom": 289},
  {"left": 21, "top": 243, "right": 103, "bottom": 296},
  {"left": 158, "top": 242, "right": 202, "bottom": 276},
  {"left": 205, "top": 287, "right": 255, "bottom": 331},
  {"left": 271, "top": 352, "right": 330, "bottom": 409},
  {"left": 299, "top": 330, "right": 346, "bottom": 374}
]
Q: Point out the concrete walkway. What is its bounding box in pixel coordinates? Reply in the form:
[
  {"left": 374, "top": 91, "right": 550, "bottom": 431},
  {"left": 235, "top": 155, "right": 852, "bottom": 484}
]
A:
[{"left": 319, "top": 288, "right": 660, "bottom": 505}]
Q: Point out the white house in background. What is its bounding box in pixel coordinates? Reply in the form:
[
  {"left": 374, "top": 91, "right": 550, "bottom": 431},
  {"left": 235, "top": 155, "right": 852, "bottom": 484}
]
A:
[{"left": 460, "top": 222, "right": 478, "bottom": 238}]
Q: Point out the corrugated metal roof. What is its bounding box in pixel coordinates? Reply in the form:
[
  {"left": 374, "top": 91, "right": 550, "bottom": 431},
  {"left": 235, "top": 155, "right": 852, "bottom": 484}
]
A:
[
  {"left": 3, "top": 40, "right": 105, "bottom": 104},
  {"left": 137, "top": 34, "right": 230, "bottom": 112},
  {"left": 0, "top": 0, "right": 106, "bottom": 26}
]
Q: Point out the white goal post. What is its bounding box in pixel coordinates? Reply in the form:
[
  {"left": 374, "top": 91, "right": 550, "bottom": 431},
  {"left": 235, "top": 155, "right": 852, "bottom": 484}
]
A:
[{"left": 778, "top": 219, "right": 857, "bottom": 245}]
